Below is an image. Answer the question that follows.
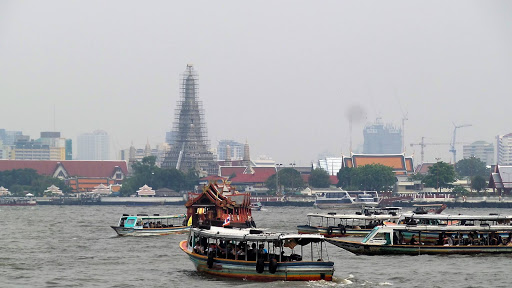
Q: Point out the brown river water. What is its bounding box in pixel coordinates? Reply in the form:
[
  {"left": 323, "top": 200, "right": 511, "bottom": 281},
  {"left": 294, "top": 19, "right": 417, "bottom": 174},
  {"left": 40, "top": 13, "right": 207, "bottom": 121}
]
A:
[{"left": 1, "top": 205, "right": 510, "bottom": 288}]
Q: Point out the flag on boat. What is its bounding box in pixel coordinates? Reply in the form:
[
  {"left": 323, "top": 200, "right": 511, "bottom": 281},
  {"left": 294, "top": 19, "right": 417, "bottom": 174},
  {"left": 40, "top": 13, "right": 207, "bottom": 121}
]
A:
[
  {"left": 187, "top": 216, "right": 192, "bottom": 226},
  {"left": 222, "top": 215, "right": 231, "bottom": 227}
]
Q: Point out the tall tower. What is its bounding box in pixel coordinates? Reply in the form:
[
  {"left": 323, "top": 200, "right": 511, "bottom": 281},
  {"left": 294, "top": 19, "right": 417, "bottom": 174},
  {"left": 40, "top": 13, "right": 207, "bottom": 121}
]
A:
[{"left": 162, "top": 65, "right": 218, "bottom": 175}]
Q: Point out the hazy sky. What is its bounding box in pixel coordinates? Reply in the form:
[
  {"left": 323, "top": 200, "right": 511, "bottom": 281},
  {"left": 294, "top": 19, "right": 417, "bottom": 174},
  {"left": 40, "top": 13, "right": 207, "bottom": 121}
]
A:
[{"left": 1, "top": 1, "right": 511, "bottom": 166}]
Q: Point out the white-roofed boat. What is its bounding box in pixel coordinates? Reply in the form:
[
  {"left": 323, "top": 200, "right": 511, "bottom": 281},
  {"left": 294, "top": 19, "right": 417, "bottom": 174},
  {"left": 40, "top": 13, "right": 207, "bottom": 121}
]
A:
[
  {"left": 180, "top": 226, "right": 335, "bottom": 281},
  {"left": 298, "top": 210, "right": 400, "bottom": 237},
  {"left": 326, "top": 224, "right": 512, "bottom": 255},
  {"left": 314, "top": 190, "right": 380, "bottom": 209}
]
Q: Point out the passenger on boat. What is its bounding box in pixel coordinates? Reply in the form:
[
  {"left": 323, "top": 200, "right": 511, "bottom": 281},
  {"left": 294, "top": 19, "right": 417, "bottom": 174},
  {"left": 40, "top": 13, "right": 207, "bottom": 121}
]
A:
[
  {"left": 443, "top": 234, "right": 453, "bottom": 246},
  {"left": 409, "top": 235, "right": 417, "bottom": 245},
  {"left": 194, "top": 242, "right": 204, "bottom": 254},
  {"left": 258, "top": 244, "right": 268, "bottom": 256},
  {"left": 247, "top": 243, "right": 257, "bottom": 260}
]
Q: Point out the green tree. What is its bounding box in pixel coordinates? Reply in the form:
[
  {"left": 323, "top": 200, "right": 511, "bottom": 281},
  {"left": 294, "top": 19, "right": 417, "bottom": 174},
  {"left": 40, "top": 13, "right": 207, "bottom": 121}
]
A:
[
  {"left": 456, "top": 157, "right": 489, "bottom": 178},
  {"left": 423, "top": 162, "right": 456, "bottom": 192},
  {"left": 354, "top": 164, "right": 396, "bottom": 192},
  {"left": 309, "top": 168, "right": 331, "bottom": 188},
  {"left": 452, "top": 185, "right": 469, "bottom": 196},
  {"left": 337, "top": 167, "right": 357, "bottom": 189},
  {"left": 0, "top": 169, "right": 70, "bottom": 196},
  {"left": 337, "top": 165, "right": 395, "bottom": 192},
  {"left": 119, "top": 156, "right": 199, "bottom": 196},
  {"left": 471, "top": 175, "right": 487, "bottom": 192},
  {"left": 265, "top": 168, "right": 305, "bottom": 193}
]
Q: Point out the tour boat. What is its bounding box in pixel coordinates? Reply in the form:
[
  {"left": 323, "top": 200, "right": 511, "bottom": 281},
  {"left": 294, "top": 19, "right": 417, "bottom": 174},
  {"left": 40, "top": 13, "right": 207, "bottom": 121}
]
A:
[
  {"left": 314, "top": 190, "right": 380, "bottom": 209},
  {"left": 297, "top": 211, "right": 400, "bottom": 237},
  {"left": 180, "top": 226, "right": 335, "bottom": 281},
  {"left": 326, "top": 224, "right": 512, "bottom": 255},
  {"left": 185, "top": 181, "right": 255, "bottom": 228},
  {"left": 111, "top": 214, "right": 188, "bottom": 236}
]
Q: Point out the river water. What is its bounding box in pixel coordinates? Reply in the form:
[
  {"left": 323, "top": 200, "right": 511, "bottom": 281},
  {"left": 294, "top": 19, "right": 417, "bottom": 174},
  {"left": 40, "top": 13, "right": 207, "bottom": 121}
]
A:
[{"left": 1, "top": 205, "right": 510, "bottom": 288}]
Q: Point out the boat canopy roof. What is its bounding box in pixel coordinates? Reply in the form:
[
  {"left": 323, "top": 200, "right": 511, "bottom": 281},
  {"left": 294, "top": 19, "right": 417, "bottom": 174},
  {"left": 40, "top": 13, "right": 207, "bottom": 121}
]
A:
[
  {"left": 400, "top": 213, "right": 512, "bottom": 221},
  {"left": 124, "top": 214, "right": 186, "bottom": 220},
  {"left": 306, "top": 213, "right": 400, "bottom": 220},
  {"left": 412, "top": 204, "right": 445, "bottom": 207},
  {"left": 379, "top": 224, "right": 512, "bottom": 233},
  {"left": 192, "top": 226, "right": 324, "bottom": 244}
]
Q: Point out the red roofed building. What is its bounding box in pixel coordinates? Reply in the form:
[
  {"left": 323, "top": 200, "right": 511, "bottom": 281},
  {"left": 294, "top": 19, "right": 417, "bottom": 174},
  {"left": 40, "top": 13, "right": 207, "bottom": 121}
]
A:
[
  {"left": 218, "top": 166, "right": 276, "bottom": 189},
  {"left": 0, "top": 160, "right": 128, "bottom": 192}
]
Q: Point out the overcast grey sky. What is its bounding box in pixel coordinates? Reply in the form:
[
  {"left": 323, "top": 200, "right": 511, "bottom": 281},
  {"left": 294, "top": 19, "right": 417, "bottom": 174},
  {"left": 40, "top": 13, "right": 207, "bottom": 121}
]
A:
[{"left": 1, "top": 1, "right": 511, "bottom": 166}]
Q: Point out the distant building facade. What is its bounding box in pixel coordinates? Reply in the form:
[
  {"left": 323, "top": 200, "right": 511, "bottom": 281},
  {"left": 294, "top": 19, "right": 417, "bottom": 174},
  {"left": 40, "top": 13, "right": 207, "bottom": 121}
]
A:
[
  {"left": 363, "top": 118, "right": 402, "bottom": 154},
  {"left": 463, "top": 141, "right": 494, "bottom": 166},
  {"left": 77, "top": 130, "right": 110, "bottom": 160},
  {"left": 217, "top": 140, "right": 244, "bottom": 161},
  {"left": 497, "top": 133, "right": 512, "bottom": 166}
]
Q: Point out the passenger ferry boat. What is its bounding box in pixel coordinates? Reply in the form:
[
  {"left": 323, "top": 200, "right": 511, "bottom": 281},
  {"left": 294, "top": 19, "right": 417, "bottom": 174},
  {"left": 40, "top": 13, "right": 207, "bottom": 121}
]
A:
[
  {"left": 180, "top": 226, "right": 335, "bottom": 281},
  {"left": 326, "top": 224, "right": 512, "bottom": 255},
  {"left": 297, "top": 211, "right": 400, "bottom": 237},
  {"left": 314, "top": 190, "right": 380, "bottom": 209},
  {"left": 111, "top": 214, "right": 188, "bottom": 236},
  {"left": 396, "top": 213, "right": 512, "bottom": 244}
]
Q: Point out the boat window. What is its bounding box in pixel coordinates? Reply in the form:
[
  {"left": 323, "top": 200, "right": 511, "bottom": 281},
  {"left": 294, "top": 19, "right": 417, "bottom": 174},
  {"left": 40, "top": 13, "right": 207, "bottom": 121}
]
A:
[{"left": 362, "top": 227, "right": 380, "bottom": 243}]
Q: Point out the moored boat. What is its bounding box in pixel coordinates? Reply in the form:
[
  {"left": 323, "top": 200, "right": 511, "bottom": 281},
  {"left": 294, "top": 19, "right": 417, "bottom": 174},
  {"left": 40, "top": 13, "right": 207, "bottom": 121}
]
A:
[
  {"left": 111, "top": 214, "right": 188, "bottom": 236},
  {"left": 250, "top": 202, "right": 263, "bottom": 211},
  {"left": 298, "top": 211, "right": 400, "bottom": 237},
  {"left": 180, "top": 226, "right": 335, "bottom": 281},
  {"left": 314, "top": 190, "right": 380, "bottom": 209},
  {"left": 326, "top": 224, "right": 512, "bottom": 255},
  {"left": 0, "top": 197, "right": 37, "bottom": 206}
]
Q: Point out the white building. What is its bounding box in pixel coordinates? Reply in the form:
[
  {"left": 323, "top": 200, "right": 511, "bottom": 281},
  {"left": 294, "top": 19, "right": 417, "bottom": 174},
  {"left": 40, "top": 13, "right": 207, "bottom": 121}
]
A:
[
  {"left": 497, "top": 133, "right": 512, "bottom": 166},
  {"left": 77, "top": 130, "right": 110, "bottom": 160},
  {"left": 463, "top": 141, "right": 494, "bottom": 166}
]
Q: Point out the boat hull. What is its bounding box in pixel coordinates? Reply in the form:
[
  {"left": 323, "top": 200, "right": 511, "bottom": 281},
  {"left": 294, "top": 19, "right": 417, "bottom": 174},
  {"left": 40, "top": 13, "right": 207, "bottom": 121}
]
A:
[
  {"left": 326, "top": 238, "right": 512, "bottom": 255},
  {"left": 297, "top": 225, "right": 371, "bottom": 237},
  {"left": 111, "top": 226, "right": 189, "bottom": 236},
  {"left": 179, "top": 241, "right": 334, "bottom": 281}
]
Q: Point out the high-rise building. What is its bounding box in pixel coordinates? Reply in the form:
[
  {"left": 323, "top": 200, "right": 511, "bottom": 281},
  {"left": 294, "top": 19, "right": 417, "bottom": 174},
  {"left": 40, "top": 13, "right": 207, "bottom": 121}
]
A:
[
  {"left": 77, "top": 130, "right": 110, "bottom": 160},
  {"left": 217, "top": 140, "right": 244, "bottom": 161},
  {"left": 65, "top": 139, "right": 73, "bottom": 160},
  {"left": 497, "top": 133, "right": 512, "bottom": 165},
  {"left": 161, "top": 65, "right": 217, "bottom": 175},
  {"left": 363, "top": 118, "right": 402, "bottom": 154},
  {"left": 463, "top": 141, "right": 494, "bottom": 166}
]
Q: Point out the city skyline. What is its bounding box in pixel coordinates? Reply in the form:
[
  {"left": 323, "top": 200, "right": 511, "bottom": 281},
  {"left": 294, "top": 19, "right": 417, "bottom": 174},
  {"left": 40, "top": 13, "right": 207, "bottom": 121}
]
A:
[{"left": 1, "top": 1, "right": 511, "bottom": 165}]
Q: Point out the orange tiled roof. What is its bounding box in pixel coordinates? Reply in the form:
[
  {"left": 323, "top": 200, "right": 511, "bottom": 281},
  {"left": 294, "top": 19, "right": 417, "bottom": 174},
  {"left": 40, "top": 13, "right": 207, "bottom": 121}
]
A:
[{"left": 352, "top": 154, "right": 406, "bottom": 170}]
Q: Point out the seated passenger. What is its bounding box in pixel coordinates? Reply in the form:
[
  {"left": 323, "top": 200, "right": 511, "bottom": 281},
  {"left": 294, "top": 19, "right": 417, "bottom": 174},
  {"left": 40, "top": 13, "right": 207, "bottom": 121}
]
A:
[
  {"left": 409, "top": 235, "right": 417, "bottom": 245},
  {"left": 194, "top": 242, "right": 204, "bottom": 254}
]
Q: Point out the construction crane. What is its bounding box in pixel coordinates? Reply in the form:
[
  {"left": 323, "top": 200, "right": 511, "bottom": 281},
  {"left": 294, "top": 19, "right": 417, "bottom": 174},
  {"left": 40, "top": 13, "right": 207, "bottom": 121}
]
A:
[
  {"left": 410, "top": 137, "right": 464, "bottom": 164},
  {"left": 450, "top": 124, "right": 472, "bottom": 164}
]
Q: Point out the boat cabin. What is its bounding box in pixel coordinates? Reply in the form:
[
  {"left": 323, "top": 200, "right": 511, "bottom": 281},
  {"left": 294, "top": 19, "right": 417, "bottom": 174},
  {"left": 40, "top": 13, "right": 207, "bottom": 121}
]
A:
[
  {"left": 118, "top": 214, "right": 186, "bottom": 229},
  {"left": 188, "top": 226, "right": 329, "bottom": 263}
]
